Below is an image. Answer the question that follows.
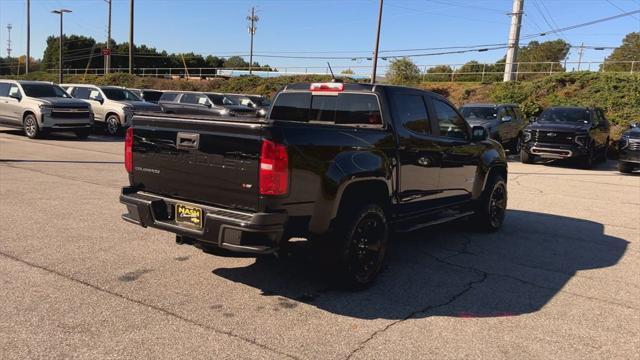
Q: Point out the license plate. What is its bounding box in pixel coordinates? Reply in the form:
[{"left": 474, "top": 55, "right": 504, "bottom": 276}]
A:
[{"left": 175, "top": 204, "right": 203, "bottom": 228}]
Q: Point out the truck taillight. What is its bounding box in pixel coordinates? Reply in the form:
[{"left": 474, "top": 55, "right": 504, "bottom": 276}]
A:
[
  {"left": 309, "top": 82, "right": 344, "bottom": 92},
  {"left": 259, "top": 139, "right": 288, "bottom": 195},
  {"left": 125, "top": 127, "right": 133, "bottom": 174}
]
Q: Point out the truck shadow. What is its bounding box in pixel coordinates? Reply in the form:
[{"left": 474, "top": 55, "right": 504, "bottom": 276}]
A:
[{"left": 212, "top": 210, "right": 629, "bottom": 319}]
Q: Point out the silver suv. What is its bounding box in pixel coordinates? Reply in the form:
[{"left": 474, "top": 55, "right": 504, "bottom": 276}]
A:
[
  {"left": 62, "top": 84, "right": 160, "bottom": 136},
  {"left": 0, "top": 80, "right": 93, "bottom": 139}
]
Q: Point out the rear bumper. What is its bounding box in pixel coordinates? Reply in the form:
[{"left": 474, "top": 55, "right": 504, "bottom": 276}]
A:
[
  {"left": 120, "top": 187, "right": 286, "bottom": 254},
  {"left": 523, "top": 142, "right": 588, "bottom": 159}
]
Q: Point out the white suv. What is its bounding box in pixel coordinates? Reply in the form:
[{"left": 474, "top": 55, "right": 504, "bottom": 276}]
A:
[
  {"left": 62, "top": 84, "right": 160, "bottom": 136},
  {"left": 0, "top": 80, "right": 93, "bottom": 139}
]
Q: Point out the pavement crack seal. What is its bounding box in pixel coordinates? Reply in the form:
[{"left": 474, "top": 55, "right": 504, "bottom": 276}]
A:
[
  {"left": 345, "top": 256, "right": 488, "bottom": 360},
  {"left": 0, "top": 162, "right": 120, "bottom": 190},
  {"left": 0, "top": 250, "right": 301, "bottom": 360}
]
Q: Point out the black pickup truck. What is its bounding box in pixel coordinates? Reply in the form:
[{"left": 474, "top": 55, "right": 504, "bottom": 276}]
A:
[{"left": 121, "top": 82, "right": 508, "bottom": 287}]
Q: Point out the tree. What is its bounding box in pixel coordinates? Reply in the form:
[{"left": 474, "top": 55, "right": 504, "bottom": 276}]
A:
[
  {"left": 224, "top": 56, "right": 250, "bottom": 69},
  {"left": 498, "top": 40, "right": 570, "bottom": 78},
  {"left": 386, "top": 57, "right": 420, "bottom": 84},
  {"left": 603, "top": 32, "right": 639, "bottom": 72},
  {"left": 424, "top": 65, "right": 453, "bottom": 82},
  {"left": 341, "top": 68, "right": 354, "bottom": 75}
]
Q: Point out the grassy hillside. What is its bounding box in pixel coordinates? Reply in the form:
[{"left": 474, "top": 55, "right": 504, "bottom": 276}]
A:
[{"left": 7, "top": 71, "right": 638, "bottom": 137}]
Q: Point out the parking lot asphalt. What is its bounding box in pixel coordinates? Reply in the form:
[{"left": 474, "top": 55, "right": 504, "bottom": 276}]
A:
[{"left": 0, "top": 126, "right": 638, "bottom": 359}]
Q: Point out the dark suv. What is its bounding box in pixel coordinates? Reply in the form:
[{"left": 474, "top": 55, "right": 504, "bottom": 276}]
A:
[
  {"left": 459, "top": 103, "right": 527, "bottom": 152},
  {"left": 618, "top": 123, "right": 640, "bottom": 173},
  {"left": 227, "top": 94, "right": 272, "bottom": 117},
  {"left": 521, "top": 107, "right": 610, "bottom": 169}
]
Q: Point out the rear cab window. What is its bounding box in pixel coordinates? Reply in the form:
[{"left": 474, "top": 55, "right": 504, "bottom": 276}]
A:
[{"left": 270, "top": 91, "right": 382, "bottom": 127}]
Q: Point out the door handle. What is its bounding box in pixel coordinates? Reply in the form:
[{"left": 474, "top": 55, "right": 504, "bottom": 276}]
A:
[{"left": 176, "top": 132, "right": 200, "bottom": 150}]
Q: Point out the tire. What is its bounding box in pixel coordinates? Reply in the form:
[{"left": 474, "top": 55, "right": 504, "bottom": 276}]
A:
[
  {"left": 511, "top": 134, "right": 523, "bottom": 154},
  {"left": 473, "top": 174, "right": 507, "bottom": 232},
  {"left": 618, "top": 161, "right": 634, "bottom": 174},
  {"left": 579, "top": 146, "right": 595, "bottom": 169},
  {"left": 23, "top": 113, "right": 41, "bottom": 139},
  {"left": 75, "top": 129, "right": 90, "bottom": 139},
  {"left": 105, "top": 114, "right": 122, "bottom": 136},
  {"left": 599, "top": 139, "right": 609, "bottom": 162},
  {"left": 520, "top": 149, "right": 535, "bottom": 164},
  {"left": 328, "top": 203, "right": 389, "bottom": 289}
]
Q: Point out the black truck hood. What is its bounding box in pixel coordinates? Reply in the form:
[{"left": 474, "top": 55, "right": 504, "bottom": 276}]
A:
[
  {"left": 622, "top": 127, "right": 640, "bottom": 139},
  {"left": 126, "top": 101, "right": 161, "bottom": 112},
  {"left": 39, "top": 97, "right": 90, "bottom": 109},
  {"left": 527, "top": 122, "right": 591, "bottom": 133}
]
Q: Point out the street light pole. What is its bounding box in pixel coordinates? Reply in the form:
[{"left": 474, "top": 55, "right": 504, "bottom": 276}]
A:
[
  {"left": 129, "top": 0, "right": 134, "bottom": 74},
  {"left": 51, "top": 9, "right": 72, "bottom": 84},
  {"left": 371, "top": 0, "right": 384, "bottom": 84},
  {"left": 26, "top": 0, "right": 30, "bottom": 74},
  {"left": 247, "top": 7, "right": 259, "bottom": 75}
]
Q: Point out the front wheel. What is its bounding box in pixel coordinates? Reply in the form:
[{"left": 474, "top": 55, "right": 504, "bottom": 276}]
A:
[
  {"left": 333, "top": 203, "right": 389, "bottom": 289},
  {"left": 520, "top": 149, "right": 536, "bottom": 164},
  {"left": 618, "top": 161, "right": 634, "bottom": 174},
  {"left": 23, "top": 114, "right": 42, "bottom": 139},
  {"left": 579, "top": 146, "right": 595, "bottom": 169},
  {"left": 105, "top": 115, "right": 122, "bottom": 136},
  {"left": 473, "top": 175, "right": 507, "bottom": 232},
  {"left": 511, "top": 134, "right": 523, "bottom": 154}
]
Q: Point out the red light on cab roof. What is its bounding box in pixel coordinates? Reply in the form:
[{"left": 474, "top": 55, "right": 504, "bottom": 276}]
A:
[{"left": 310, "top": 82, "right": 344, "bottom": 92}]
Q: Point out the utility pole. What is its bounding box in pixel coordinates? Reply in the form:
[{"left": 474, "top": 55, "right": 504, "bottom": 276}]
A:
[
  {"left": 577, "top": 42, "right": 584, "bottom": 71},
  {"left": 247, "top": 7, "right": 258, "bottom": 75},
  {"left": 6, "top": 24, "right": 12, "bottom": 58},
  {"left": 503, "top": 0, "right": 524, "bottom": 82},
  {"left": 26, "top": 0, "right": 31, "bottom": 74},
  {"left": 129, "top": 0, "right": 134, "bottom": 74},
  {"left": 51, "top": 9, "right": 72, "bottom": 84},
  {"left": 371, "top": 0, "right": 384, "bottom": 84},
  {"left": 105, "top": 0, "right": 112, "bottom": 74}
]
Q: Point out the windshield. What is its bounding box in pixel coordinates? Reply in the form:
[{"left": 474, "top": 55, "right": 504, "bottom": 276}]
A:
[
  {"left": 460, "top": 107, "right": 497, "bottom": 121},
  {"left": 538, "top": 108, "right": 591, "bottom": 124},
  {"left": 142, "top": 91, "right": 163, "bottom": 102},
  {"left": 249, "top": 96, "right": 271, "bottom": 107},
  {"left": 102, "top": 88, "right": 142, "bottom": 101},
  {"left": 21, "top": 84, "right": 70, "bottom": 98}
]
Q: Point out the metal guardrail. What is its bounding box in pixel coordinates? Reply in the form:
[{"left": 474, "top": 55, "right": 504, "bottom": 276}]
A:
[{"left": 48, "top": 61, "right": 637, "bottom": 82}]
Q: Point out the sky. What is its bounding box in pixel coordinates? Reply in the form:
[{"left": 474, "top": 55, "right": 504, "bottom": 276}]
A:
[{"left": 0, "top": 0, "right": 639, "bottom": 74}]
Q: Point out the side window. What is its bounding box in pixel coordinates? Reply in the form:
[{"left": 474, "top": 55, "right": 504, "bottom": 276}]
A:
[
  {"left": 159, "top": 92, "right": 178, "bottom": 102},
  {"left": 497, "top": 106, "right": 508, "bottom": 121},
  {"left": 433, "top": 99, "right": 468, "bottom": 140},
  {"left": 392, "top": 94, "right": 430, "bottom": 134},
  {"left": 513, "top": 107, "right": 524, "bottom": 122},
  {"left": 0, "top": 83, "right": 10, "bottom": 97},
  {"left": 73, "top": 87, "right": 91, "bottom": 99},
  {"left": 505, "top": 107, "right": 517, "bottom": 121},
  {"left": 334, "top": 93, "right": 381, "bottom": 126},
  {"left": 8, "top": 85, "right": 21, "bottom": 98},
  {"left": 180, "top": 93, "right": 198, "bottom": 104}
]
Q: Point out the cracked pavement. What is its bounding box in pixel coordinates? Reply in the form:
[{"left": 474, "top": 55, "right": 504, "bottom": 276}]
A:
[{"left": 1, "top": 127, "right": 639, "bottom": 359}]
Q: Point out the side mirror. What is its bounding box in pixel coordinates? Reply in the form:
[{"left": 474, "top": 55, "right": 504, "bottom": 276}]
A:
[
  {"left": 9, "top": 93, "right": 21, "bottom": 101},
  {"left": 501, "top": 115, "right": 512, "bottom": 122},
  {"left": 631, "top": 123, "right": 638, "bottom": 128},
  {"left": 471, "top": 126, "right": 488, "bottom": 142},
  {"left": 205, "top": 102, "right": 212, "bottom": 108},
  {"left": 91, "top": 97, "right": 103, "bottom": 104}
]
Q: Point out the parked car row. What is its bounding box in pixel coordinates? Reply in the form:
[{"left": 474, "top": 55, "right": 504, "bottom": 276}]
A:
[{"left": 458, "top": 103, "right": 638, "bottom": 172}]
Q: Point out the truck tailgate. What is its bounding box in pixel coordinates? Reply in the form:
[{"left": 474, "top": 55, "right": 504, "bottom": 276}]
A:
[{"left": 130, "top": 114, "right": 264, "bottom": 212}]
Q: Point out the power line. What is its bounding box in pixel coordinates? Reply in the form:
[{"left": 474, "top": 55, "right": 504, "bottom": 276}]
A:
[{"left": 522, "top": 9, "right": 640, "bottom": 39}]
